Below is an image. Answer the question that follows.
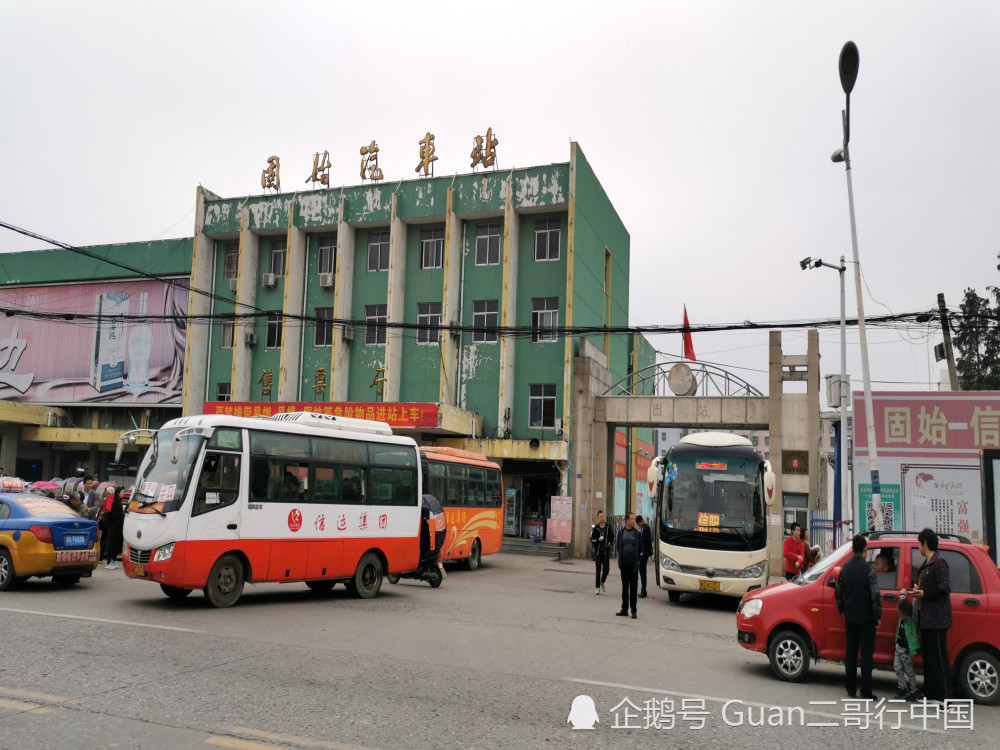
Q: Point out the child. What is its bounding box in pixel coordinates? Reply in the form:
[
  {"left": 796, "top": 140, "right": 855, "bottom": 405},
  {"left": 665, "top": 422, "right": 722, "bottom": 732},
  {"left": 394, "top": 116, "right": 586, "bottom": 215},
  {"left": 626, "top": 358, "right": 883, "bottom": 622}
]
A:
[{"left": 894, "top": 596, "right": 920, "bottom": 700}]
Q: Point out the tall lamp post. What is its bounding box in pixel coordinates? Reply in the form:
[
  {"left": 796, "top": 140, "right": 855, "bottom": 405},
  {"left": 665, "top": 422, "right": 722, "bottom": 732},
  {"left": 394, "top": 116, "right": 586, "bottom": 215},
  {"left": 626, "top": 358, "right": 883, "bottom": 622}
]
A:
[
  {"left": 801, "top": 255, "right": 849, "bottom": 543},
  {"left": 832, "top": 41, "right": 881, "bottom": 530}
]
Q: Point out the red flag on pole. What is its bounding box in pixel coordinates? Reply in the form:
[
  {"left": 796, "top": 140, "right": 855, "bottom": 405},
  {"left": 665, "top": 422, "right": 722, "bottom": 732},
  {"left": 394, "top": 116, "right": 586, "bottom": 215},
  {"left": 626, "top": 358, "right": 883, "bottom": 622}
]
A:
[{"left": 682, "top": 305, "right": 696, "bottom": 361}]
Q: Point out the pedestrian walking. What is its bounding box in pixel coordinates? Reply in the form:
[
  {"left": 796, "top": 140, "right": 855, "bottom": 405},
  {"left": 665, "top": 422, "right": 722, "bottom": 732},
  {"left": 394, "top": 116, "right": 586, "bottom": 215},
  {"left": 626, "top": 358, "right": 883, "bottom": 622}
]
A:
[
  {"left": 590, "top": 510, "right": 612, "bottom": 594},
  {"left": 893, "top": 596, "right": 920, "bottom": 700},
  {"left": 102, "top": 487, "right": 125, "bottom": 569},
  {"left": 835, "top": 534, "right": 881, "bottom": 699},
  {"left": 908, "top": 527, "right": 952, "bottom": 701},
  {"left": 636, "top": 515, "right": 653, "bottom": 598},
  {"left": 783, "top": 522, "right": 805, "bottom": 580},
  {"left": 616, "top": 513, "right": 640, "bottom": 619}
]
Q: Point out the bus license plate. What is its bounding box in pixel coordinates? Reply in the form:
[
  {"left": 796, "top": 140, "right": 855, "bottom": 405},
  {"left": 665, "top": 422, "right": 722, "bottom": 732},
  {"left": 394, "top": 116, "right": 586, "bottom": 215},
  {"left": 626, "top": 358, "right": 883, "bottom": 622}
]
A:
[
  {"left": 699, "top": 580, "right": 721, "bottom": 592},
  {"left": 133, "top": 565, "right": 145, "bottom": 577}
]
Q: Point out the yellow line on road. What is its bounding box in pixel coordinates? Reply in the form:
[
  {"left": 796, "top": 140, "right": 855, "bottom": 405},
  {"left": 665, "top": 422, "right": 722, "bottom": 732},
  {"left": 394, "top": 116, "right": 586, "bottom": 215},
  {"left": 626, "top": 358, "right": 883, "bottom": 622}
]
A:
[
  {"left": 0, "top": 686, "right": 71, "bottom": 704},
  {"left": 205, "top": 739, "right": 280, "bottom": 750},
  {"left": 0, "top": 698, "right": 53, "bottom": 714},
  {"left": 226, "top": 727, "right": 379, "bottom": 750}
]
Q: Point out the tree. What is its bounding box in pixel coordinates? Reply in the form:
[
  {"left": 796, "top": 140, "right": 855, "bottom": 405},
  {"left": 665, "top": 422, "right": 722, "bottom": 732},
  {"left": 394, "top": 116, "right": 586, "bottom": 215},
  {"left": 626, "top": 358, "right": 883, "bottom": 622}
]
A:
[{"left": 954, "top": 287, "right": 1000, "bottom": 390}]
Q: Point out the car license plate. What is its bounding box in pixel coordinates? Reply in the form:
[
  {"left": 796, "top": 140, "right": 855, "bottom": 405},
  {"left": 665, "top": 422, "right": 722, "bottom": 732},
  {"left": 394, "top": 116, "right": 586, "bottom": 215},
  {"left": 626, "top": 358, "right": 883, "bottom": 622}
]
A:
[
  {"left": 55, "top": 550, "right": 97, "bottom": 563},
  {"left": 699, "top": 580, "right": 721, "bottom": 592},
  {"left": 133, "top": 565, "right": 146, "bottom": 577},
  {"left": 65, "top": 534, "right": 86, "bottom": 546}
]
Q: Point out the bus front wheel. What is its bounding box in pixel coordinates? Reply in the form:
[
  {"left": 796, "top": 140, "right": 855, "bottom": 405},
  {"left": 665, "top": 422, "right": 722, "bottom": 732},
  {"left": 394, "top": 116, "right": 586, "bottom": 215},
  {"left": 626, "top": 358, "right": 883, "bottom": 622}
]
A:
[
  {"left": 352, "top": 552, "right": 383, "bottom": 599},
  {"left": 667, "top": 590, "right": 681, "bottom": 603},
  {"left": 204, "top": 554, "right": 244, "bottom": 608},
  {"left": 160, "top": 584, "right": 192, "bottom": 600}
]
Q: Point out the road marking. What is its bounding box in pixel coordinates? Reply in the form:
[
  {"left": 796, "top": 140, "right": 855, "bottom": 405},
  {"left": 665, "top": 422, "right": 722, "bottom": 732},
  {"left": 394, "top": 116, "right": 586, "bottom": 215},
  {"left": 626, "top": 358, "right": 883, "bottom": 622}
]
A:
[
  {"left": 226, "top": 727, "right": 378, "bottom": 750},
  {"left": 0, "top": 607, "right": 205, "bottom": 634},
  {"left": 564, "top": 677, "right": 946, "bottom": 734},
  {"left": 205, "top": 739, "right": 279, "bottom": 749},
  {"left": 0, "top": 698, "right": 52, "bottom": 714},
  {"left": 0, "top": 686, "right": 72, "bottom": 704}
]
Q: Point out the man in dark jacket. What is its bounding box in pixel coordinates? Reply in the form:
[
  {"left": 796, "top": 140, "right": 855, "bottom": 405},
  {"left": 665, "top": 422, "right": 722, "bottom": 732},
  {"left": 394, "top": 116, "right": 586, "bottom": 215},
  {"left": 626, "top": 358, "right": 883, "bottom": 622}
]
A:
[
  {"left": 835, "top": 534, "right": 881, "bottom": 699},
  {"left": 616, "top": 513, "right": 641, "bottom": 619},
  {"left": 636, "top": 515, "right": 653, "bottom": 598},
  {"left": 590, "top": 510, "right": 612, "bottom": 594},
  {"left": 910, "top": 527, "right": 952, "bottom": 700}
]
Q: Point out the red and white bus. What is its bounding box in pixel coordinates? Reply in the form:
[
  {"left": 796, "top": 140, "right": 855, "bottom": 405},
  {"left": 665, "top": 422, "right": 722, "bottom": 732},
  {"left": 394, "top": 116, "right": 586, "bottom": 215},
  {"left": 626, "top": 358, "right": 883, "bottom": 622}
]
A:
[
  {"left": 419, "top": 446, "right": 503, "bottom": 570},
  {"left": 120, "top": 412, "right": 422, "bottom": 607}
]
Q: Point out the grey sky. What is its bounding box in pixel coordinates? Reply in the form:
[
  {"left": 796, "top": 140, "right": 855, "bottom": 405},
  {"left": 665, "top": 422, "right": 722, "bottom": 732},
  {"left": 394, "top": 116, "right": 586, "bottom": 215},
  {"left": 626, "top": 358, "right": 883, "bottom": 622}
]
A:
[{"left": 3, "top": 1, "right": 999, "bottom": 402}]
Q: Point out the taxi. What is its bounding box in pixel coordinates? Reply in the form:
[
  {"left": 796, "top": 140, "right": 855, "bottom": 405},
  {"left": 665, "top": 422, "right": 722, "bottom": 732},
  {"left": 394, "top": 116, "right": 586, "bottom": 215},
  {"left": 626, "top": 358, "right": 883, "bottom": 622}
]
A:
[
  {"left": 0, "top": 478, "right": 100, "bottom": 589},
  {"left": 736, "top": 531, "right": 1000, "bottom": 705}
]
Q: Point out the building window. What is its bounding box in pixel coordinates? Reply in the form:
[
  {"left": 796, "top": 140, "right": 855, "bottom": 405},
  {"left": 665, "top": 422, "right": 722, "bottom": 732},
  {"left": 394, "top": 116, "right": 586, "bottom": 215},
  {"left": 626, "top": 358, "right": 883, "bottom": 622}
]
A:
[
  {"left": 266, "top": 312, "right": 282, "bottom": 349},
  {"left": 220, "top": 318, "right": 235, "bottom": 349},
  {"left": 417, "top": 302, "right": 442, "bottom": 345},
  {"left": 475, "top": 223, "right": 501, "bottom": 266},
  {"left": 531, "top": 297, "right": 559, "bottom": 343},
  {"left": 314, "top": 307, "right": 334, "bottom": 348},
  {"left": 473, "top": 300, "right": 498, "bottom": 343},
  {"left": 217, "top": 382, "right": 231, "bottom": 402},
  {"left": 269, "top": 238, "right": 287, "bottom": 277},
  {"left": 529, "top": 384, "right": 557, "bottom": 429},
  {"left": 420, "top": 227, "right": 444, "bottom": 270},
  {"left": 318, "top": 234, "right": 336, "bottom": 275},
  {"left": 221, "top": 240, "right": 239, "bottom": 281},
  {"left": 534, "top": 218, "right": 561, "bottom": 261},
  {"left": 365, "top": 304, "right": 387, "bottom": 346},
  {"left": 367, "top": 231, "right": 390, "bottom": 272}
]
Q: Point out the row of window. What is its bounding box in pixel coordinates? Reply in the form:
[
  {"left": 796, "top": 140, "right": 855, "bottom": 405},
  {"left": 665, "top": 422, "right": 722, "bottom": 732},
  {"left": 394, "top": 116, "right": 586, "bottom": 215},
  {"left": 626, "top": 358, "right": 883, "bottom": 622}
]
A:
[
  {"left": 421, "top": 461, "right": 503, "bottom": 508},
  {"left": 217, "top": 297, "right": 560, "bottom": 350},
  {"left": 220, "top": 219, "right": 562, "bottom": 282}
]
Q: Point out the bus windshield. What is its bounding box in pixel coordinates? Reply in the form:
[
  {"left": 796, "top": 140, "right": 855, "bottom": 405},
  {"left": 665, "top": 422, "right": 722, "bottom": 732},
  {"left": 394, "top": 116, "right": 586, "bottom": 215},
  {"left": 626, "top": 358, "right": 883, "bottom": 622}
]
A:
[
  {"left": 659, "top": 453, "right": 765, "bottom": 551},
  {"left": 129, "top": 428, "right": 205, "bottom": 514}
]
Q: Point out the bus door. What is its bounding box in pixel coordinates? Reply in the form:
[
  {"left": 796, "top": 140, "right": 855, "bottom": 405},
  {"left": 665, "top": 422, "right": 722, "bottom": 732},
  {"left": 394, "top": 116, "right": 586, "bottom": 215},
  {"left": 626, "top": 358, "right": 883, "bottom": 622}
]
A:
[{"left": 185, "top": 444, "right": 243, "bottom": 579}]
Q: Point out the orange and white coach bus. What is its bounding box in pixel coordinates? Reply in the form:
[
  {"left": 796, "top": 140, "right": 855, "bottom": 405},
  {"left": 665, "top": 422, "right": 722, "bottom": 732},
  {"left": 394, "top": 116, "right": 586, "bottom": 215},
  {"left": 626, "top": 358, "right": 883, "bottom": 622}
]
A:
[
  {"left": 419, "top": 446, "right": 503, "bottom": 570},
  {"left": 119, "top": 412, "right": 422, "bottom": 607}
]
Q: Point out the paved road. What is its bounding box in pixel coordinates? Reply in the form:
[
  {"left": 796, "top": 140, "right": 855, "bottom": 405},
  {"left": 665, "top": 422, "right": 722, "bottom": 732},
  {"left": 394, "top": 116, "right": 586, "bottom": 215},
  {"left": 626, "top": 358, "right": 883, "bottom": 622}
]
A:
[{"left": 0, "top": 553, "right": 991, "bottom": 749}]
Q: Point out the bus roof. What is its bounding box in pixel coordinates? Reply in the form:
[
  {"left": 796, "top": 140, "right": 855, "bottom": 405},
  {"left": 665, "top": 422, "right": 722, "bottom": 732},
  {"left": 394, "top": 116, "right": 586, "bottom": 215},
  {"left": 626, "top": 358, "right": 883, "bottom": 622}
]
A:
[
  {"left": 163, "top": 412, "right": 413, "bottom": 445},
  {"left": 420, "top": 445, "right": 501, "bottom": 470},
  {"left": 679, "top": 432, "right": 753, "bottom": 448}
]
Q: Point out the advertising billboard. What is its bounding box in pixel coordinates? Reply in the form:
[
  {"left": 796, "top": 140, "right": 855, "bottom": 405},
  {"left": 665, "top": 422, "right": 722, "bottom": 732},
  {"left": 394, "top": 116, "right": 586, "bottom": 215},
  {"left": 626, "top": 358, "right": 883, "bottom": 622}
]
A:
[{"left": 0, "top": 279, "right": 188, "bottom": 405}]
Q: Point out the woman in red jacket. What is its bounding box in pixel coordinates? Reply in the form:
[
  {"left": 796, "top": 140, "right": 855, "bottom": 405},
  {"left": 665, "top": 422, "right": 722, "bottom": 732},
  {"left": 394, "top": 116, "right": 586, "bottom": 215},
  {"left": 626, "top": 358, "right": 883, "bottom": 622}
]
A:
[{"left": 783, "top": 523, "right": 805, "bottom": 580}]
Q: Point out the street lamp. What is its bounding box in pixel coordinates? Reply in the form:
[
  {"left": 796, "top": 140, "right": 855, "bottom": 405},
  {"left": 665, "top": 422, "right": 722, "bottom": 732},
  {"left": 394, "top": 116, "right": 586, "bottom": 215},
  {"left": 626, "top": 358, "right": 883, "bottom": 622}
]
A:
[
  {"left": 801, "top": 256, "right": 849, "bottom": 543},
  {"left": 832, "top": 41, "right": 882, "bottom": 531}
]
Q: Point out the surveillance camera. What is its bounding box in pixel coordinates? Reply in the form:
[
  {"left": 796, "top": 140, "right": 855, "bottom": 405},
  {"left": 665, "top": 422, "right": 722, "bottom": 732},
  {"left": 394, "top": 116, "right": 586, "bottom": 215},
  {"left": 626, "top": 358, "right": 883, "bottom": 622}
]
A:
[{"left": 799, "top": 257, "right": 812, "bottom": 270}]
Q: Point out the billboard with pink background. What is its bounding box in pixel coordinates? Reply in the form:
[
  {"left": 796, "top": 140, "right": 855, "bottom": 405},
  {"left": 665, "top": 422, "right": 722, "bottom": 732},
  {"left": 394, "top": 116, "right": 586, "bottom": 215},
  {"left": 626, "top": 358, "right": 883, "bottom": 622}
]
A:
[{"left": 0, "top": 279, "right": 188, "bottom": 405}]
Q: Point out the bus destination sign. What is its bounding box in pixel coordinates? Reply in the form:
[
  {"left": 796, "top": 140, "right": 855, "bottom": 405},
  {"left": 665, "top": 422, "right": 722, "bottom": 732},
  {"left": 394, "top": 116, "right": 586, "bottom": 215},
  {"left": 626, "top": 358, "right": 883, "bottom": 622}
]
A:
[{"left": 695, "top": 460, "right": 727, "bottom": 471}]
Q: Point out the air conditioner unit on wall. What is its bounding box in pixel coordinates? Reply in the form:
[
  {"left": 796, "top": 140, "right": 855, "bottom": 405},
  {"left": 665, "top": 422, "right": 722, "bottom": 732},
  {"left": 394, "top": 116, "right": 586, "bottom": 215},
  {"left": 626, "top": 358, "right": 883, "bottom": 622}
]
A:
[
  {"left": 319, "top": 273, "right": 334, "bottom": 288},
  {"left": 261, "top": 273, "right": 277, "bottom": 288},
  {"left": 244, "top": 331, "right": 257, "bottom": 346},
  {"left": 229, "top": 278, "right": 238, "bottom": 292}
]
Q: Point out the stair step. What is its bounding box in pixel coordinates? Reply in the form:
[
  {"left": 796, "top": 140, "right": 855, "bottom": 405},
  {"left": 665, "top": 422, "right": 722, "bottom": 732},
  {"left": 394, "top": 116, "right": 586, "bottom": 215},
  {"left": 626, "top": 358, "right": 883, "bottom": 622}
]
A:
[{"left": 500, "top": 538, "right": 569, "bottom": 560}]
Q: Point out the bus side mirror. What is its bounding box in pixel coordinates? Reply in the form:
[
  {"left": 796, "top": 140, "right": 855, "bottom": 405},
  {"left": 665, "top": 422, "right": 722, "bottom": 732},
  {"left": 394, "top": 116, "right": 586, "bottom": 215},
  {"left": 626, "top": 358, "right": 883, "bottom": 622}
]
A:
[
  {"left": 170, "top": 436, "right": 181, "bottom": 464},
  {"left": 763, "top": 468, "right": 776, "bottom": 507},
  {"left": 829, "top": 566, "right": 842, "bottom": 587},
  {"left": 115, "top": 442, "right": 124, "bottom": 462},
  {"left": 647, "top": 463, "right": 659, "bottom": 500}
]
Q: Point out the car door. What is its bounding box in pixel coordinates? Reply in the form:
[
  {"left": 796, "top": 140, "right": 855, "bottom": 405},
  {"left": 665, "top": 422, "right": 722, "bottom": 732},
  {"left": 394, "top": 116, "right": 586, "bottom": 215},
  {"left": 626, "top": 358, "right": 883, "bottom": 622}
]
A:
[
  {"left": 910, "top": 545, "right": 988, "bottom": 659},
  {"left": 867, "top": 543, "right": 903, "bottom": 666},
  {"left": 820, "top": 549, "right": 850, "bottom": 659}
]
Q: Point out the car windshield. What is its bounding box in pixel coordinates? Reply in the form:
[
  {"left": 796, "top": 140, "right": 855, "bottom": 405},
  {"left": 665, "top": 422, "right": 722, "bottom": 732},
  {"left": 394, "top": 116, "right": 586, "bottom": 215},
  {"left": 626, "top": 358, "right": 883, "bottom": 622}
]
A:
[
  {"left": 129, "top": 428, "right": 205, "bottom": 514},
  {"left": 797, "top": 539, "right": 853, "bottom": 584},
  {"left": 659, "top": 453, "right": 765, "bottom": 551}
]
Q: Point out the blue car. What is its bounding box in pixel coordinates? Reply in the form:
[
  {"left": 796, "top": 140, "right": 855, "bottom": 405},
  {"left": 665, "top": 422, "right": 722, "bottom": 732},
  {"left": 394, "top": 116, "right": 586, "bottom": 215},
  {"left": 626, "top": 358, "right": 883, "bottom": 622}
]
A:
[{"left": 0, "top": 486, "right": 100, "bottom": 589}]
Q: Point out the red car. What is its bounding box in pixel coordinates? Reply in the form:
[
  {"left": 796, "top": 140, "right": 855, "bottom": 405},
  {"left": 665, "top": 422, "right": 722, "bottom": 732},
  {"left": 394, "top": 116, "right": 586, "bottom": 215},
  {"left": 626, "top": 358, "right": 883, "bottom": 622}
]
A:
[{"left": 737, "top": 531, "right": 1000, "bottom": 705}]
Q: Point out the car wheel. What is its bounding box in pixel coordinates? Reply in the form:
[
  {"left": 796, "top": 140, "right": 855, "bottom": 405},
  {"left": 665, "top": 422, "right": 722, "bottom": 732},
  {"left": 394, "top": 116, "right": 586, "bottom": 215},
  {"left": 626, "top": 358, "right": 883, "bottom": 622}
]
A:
[
  {"left": 159, "top": 584, "right": 192, "bottom": 600},
  {"left": 387, "top": 573, "right": 400, "bottom": 584},
  {"left": 52, "top": 574, "right": 81, "bottom": 587},
  {"left": 204, "top": 554, "right": 244, "bottom": 608},
  {"left": 768, "top": 630, "right": 810, "bottom": 682},
  {"left": 667, "top": 590, "right": 681, "bottom": 603},
  {"left": 0, "top": 550, "right": 15, "bottom": 591},
  {"left": 958, "top": 650, "right": 1000, "bottom": 706},
  {"left": 352, "top": 552, "right": 383, "bottom": 599},
  {"left": 462, "top": 540, "right": 481, "bottom": 571},
  {"left": 305, "top": 581, "right": 336, "bottom": 593}
]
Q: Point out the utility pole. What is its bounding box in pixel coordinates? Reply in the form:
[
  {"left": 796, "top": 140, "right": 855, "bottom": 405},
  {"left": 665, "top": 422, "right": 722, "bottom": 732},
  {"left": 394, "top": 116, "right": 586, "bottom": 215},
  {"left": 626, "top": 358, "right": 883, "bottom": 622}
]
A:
[{"left": 937, "top": 292, "right": 960, "bottom": 390}]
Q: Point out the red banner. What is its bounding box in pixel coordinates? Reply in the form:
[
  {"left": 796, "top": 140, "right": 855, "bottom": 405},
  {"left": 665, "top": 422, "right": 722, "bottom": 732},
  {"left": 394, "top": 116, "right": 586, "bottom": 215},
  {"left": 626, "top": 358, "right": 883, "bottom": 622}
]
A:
[
  {"left": 202, "top": 401, "right": 440, "bottom": 429},
  {"left": 614, "top": 461, "right": 627, "bottom": 479}
]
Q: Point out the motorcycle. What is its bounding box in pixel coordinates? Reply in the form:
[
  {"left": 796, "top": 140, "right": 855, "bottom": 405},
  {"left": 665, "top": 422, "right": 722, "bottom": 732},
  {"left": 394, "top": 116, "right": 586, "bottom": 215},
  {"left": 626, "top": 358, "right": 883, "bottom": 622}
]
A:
[{"left": 388, "top": 494, "right": 447, "bottom": 589}]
